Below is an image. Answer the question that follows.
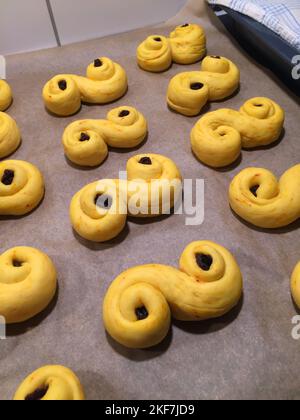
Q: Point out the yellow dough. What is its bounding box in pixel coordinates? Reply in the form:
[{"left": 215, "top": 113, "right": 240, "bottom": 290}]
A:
[
  {"left": 0, "top": 83, "right": 20, "bottom": 159},
  {"left": 0, "top": 80, "right": 13, "bottom": 111},
  {"left": 43, "top": 57, "right": 128, "bottom": 116},
  {"left": 103, "top": 241, "right": 243, "bottom": 348},
  {"left": 191, "top": 97, "right": 285, "bottom": 167},
  {"left": 229, "top": 164, "right": 300, "bottom": 228},
  {"left": 14, "top": 366, "right": 85, "bottom": 400},
  {"left": 169, "top": 23, "right": 206, "bottom": 65},
  {"left": 62, "top": 106, "right": 147, "bottom": 167},
  {"left": 0, "top": 160, "right": 44, "bottom": 216},
  {"left": 137, "top": 23, "right": 206, "bottom": 72},
  {"left": 70, "top": 154, "right": 182, "bottom": 242},
  {"left": 291, "top": 263, "right": 300, "bottom": 309},
  {"left": 137, "top": 35, "right": 172, "bottom": 73},
  {"left": 0, "top": 247, "right": 57, "bottom": 324},
  {"left": 0, "top": 112, "right": 21, "bottom": 159},
  {"left": 167, "top": 55, "right": 240, "bottom": 116}
]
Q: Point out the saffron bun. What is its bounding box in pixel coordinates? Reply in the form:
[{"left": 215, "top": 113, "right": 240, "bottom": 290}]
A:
[
  {"left": 103, "top": 241, "right": 243, "bottom": 348},
  {"left": 0, "top": 160, "right": 44, "bottom": 216},
  {"left": 70, "top": 154, "right": 182, "bottom": 242},
  {"left": 229, "top": 164, "right": 300, "bottom": 228},
  {"left": 137, "top": 23, "right": 206, "bottom": 72},
  {"left": 0, "top": 80, "right": 13, "bottom": 111},
  {"left": 62, "top": 106, "right": 147, "bottom": 167},
  {"left": 0, "top": 247, "right": 57, "bottom": 324},
  {"left": 169, "top": 23, "right": 206, "bottom": 64},
  {"left": 14, "top": 366, "right": 85, "bottom": 400},
  {"left": 43, "top": 57, "right": 128, "bottom": 116},
  {"left": 167, "top": 55, "right": 240, "bottom": 116},
  {"left": 291, "top": 262, "right": 300, "bottom": 309},
  {"left": 191, "top": 97, "right": 285, "bottom": 167},
  {"left": 0, "top": 112, "right": 21, "bottom": 159},
  {"left": 137, "top": 35, "right": 172, "bottom": 73}
]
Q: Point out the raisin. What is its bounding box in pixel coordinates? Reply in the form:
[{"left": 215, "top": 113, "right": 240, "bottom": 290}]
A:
[
  {"left": 190, "top": 82, "right": 204, "bottom": 90},
  {"left": 58, "top": 80, "right": 67, "bottom": 91},
  {"left": 25, "top": 386, "right": 49, "bottom": 401},
  {"left": 119, "top": 110, "right": 130, "bottom": 118},
  {"left": 135, "top": 306, "right": 148, "bottom": 321},
  {"left": 196, "top": 253, "right": 213, "bottom": 271},
  {"left": 79, "top": 133, "right": 90, "bottom": 142},
  {"left": 1, "top": 169, "right": 14, "bottom": 185},
  {"left": 94, "top": 59, "right": 103, "bottom": 67},
  {"left": 139, "top": 157, "right": 152, "bottom": 165},
  {"left": 250, "top": 185, "right": 260, "bottom": 197}
]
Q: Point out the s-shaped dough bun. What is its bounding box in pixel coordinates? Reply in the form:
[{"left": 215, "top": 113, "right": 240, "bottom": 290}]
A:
[
  {"left": 137, "top": 23, "right": 206, "bottom": 72},
  {"left": 70, "top": 154, "right": 181, "bottom": 242},
  {"left": 0, "top": 112, "right": 21, "bottom": 159},
  {"left": 0, "top": 80, "right": 13, "bottom": 111},
  {"left": 191, "top": 97, "right": 285, "bottom": 167},
  {"left": 167, "top": 55, "right": 240, "bottom": 116},
  {"left": 43, "top": 57, "right": 128, "bottom": 116},
  {"left": 229, "top": 165, "right": 300, "bottom": 228},
  {"left": 103, "top": 241, "right": 243, "bottom": 348},
  {"left": 0, "top": 247, "right": 57, "bottom": 324},
  {"left": 14, "top": 366, "right": 85, "bottom": 400},
  {"left": 291, "top": 263, "right": 300, "bottom": 309},
  {"left": 63, "top": 106, "right": 147, "bottom": 167},
  {"left": 0, "top": 160, "right": 44, "bottom": 216}
]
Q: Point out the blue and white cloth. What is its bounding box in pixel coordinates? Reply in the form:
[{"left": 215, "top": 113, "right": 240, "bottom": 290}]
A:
[{"left": 207, "top": 0, "right": 300, "bottom": 51}]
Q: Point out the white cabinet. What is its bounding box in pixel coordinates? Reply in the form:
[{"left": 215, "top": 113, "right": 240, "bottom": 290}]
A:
[
  {"left": 48, "top": 0, "right": 186, "bottom": 45},
  {"left": 0, "top": 0, "right": 57, "bottom": 55},
  {"left": 0, "top": 0, "right": 186, "bottom": 55}
]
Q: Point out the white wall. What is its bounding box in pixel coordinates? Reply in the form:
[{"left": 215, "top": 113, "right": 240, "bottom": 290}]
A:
[
  {"left": 0, "top": 0, "right": 57, "bottom": 55},
  {"left": 0, "top": 0, "right": 186, "bottom": 55},
  {"left": 51, "top": 0, "right": 186, "bottom": 45}
]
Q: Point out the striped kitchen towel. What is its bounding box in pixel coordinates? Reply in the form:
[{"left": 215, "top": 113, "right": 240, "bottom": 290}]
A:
[{"left": 207, "top": 0, "right": 300, "bottom": 51}]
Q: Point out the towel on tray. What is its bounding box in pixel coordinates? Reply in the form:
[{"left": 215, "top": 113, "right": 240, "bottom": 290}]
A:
[{"left": 207, "top": 0, "right": 300, "bottom": 51}]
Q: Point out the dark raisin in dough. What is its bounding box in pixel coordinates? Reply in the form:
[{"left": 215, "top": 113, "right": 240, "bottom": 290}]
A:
[
  {"left": 119, "top": 110, "right": 130, "bottom": 118},
  {"left": 135, "top": 306, "right": 149, "bottom": 321},
  {"left": 196, "top": 253, "right": 213, "bottom": 271},
  {"left": 211, "top": 56, "right": 221, "bottom": 59},
  {"left": 13, "top": 260, "right": 23, "bottom": 267},
  {"left": 94, "top": 59, "right": 103, "bottom": 67},
  {"left": 139, "top": 157, "right": 152, "bottom": 165},
  {"left": 25, "top": 386, "right": 49, "bottom": 401},
  {"left": 250, "top": 185, "right": 260, "bottom": 197},
  {"left": 154, "top": 37, "right": 162, "bottom": 42},
  {"left": 190, "top": 82, "right": 204, "bottom": 90},
  {"left": 1, "top": 169, "right": 14, "bottom": 185},
  {"left": 58, "top": 80, "right": 67, "bottom": 91},
  {"left": 79, "top": 133, "right": 90, "bottom": 142}
]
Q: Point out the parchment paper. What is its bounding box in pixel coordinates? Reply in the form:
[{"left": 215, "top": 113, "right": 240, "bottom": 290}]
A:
[{"left": 1, "top": 0, "right": 300, "bottom": 400}]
